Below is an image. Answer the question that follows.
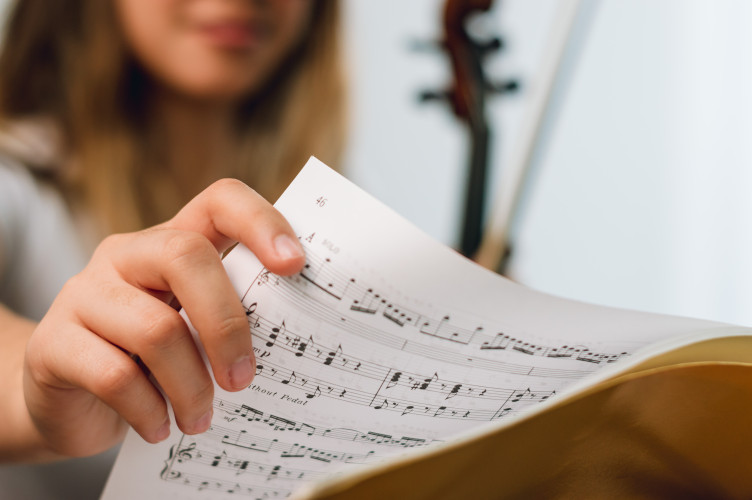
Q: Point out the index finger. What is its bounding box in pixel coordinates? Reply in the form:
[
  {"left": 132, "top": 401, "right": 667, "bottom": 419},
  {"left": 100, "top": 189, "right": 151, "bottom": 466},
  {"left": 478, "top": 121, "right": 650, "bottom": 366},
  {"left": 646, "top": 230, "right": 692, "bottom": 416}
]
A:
[{"left": 161, "top": 178, "right": 305, "bottom": 276}]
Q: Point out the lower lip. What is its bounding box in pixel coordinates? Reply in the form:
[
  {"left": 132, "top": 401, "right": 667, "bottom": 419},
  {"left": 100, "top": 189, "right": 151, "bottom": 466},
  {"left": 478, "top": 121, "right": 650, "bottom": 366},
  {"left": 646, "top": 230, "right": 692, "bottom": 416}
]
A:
[{"left": 199, "top": 24, "right": 260, "bottom": 50}]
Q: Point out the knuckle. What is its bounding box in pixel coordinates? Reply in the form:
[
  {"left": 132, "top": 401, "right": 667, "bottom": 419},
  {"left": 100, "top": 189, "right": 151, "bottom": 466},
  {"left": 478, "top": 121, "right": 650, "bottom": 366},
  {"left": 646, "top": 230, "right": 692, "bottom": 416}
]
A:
[
  {"left": 95, "top": 233, "right": 129, "bottom": 256},
  {"left": 186, "top": 378, "right": 214, "bottom": 409},
  {"left": 138, "top": 308, "right": 186, "bottom": 351},
  {"left": 58, "top": 272, "right": 86, "bottom": 297},
  {"left": 24, "top": 335, "right": 54, "bottom": 383},
  {"left": 209, "top": 177, "right": 249, "bottom": 194},
  {"left": 162, "top": 231, "right": 216, "bottom": 269},
  {"left": 94, "top": 358, "right": 141, "bottom": 396},
  {"left": 213, "top": 314, "right": 249, "bottom": 343}
]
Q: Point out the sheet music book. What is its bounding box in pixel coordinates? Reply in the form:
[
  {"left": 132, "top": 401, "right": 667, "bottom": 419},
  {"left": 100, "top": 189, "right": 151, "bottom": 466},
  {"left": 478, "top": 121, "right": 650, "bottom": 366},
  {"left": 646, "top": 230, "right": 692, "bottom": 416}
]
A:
[{"left": 101, "top": 157, "right": 752, "bottom": 499}]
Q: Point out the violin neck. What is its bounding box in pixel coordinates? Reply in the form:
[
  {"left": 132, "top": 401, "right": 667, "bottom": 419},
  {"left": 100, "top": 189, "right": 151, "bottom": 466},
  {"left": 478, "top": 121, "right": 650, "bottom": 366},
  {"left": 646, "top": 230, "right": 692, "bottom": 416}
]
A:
[{"left": 460, "top": 117, "right": 490, "bottom": 257}]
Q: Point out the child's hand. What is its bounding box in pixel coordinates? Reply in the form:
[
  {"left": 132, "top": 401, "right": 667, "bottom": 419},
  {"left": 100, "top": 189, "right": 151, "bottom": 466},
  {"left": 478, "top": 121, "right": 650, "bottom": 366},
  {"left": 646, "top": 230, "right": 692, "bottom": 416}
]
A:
[{"left": 23, "top": 179, "right": 304, "bottom": 457}]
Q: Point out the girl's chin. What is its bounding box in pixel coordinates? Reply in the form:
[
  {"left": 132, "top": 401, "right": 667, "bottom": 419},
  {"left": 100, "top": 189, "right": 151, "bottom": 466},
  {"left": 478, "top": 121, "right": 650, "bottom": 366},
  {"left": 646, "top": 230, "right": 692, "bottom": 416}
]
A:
[{"left": 159, "top": 74, "right": 264, "bottom": 103}]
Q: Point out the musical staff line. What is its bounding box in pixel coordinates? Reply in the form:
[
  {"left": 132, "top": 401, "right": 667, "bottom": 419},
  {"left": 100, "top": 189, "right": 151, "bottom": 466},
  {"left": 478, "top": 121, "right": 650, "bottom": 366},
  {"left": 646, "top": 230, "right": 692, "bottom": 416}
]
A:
[
  {"left": 245, "top": 246, "right": 632, "bottom": 367},
  {"left": 250, "top": 310, "right": 579, "bottom": 407},
  {"left": 247, "top": 296, "right": 590, "bottom": 380},
  {"left": 249, "top": 312, "right": 557, "bottom": 402},
  {"left": 214, "top": 397, "right": 440, "bottom": 448},
  {"left": 202, "top": 425, "right": 377, "bottom": 465},
  {"left": 161, "top": 469, "right": 291, "bottom": 498},
  {"left": 249, "top": 357, "right": 552, "bottom": 422},
  {"left": 162, "top": 441, "right": 327, "bottom": 482}
]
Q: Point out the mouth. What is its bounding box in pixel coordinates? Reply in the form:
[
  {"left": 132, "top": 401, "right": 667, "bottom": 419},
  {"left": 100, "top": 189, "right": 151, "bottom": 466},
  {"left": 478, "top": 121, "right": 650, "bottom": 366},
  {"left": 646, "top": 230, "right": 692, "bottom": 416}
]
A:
[{"left": 197, "top": 19, "right": 268, "bottom": 50}]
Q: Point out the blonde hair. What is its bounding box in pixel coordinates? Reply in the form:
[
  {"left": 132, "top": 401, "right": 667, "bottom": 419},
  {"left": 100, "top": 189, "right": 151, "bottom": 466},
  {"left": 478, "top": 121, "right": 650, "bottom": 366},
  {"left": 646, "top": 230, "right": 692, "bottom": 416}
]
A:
[{"left": 0, "top": 0, "right": 346, "bottom": 233}]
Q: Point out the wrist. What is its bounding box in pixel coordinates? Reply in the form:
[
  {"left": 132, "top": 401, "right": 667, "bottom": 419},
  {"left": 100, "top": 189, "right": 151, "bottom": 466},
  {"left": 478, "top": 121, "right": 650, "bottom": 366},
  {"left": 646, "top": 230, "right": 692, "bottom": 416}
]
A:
[
  {"left": 0, "top": 306, "right": 62, "bottom": 463},
  {"left": 0, "top": 356, "right": 62, "bottom": 463}
]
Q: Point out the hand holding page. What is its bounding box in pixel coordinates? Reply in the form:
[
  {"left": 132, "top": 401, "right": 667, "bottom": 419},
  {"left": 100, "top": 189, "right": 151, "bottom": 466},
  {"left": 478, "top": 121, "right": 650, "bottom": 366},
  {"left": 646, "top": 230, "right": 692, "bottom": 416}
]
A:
[{"left": 102, "top": 157, "right": 752, "bottom": 499}]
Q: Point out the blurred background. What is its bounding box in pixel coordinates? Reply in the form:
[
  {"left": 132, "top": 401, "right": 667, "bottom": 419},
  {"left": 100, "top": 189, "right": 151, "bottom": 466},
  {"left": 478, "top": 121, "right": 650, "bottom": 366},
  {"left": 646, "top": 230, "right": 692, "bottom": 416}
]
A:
[{"left": 343, "top": 0, "right": 752, "bottom": 327}]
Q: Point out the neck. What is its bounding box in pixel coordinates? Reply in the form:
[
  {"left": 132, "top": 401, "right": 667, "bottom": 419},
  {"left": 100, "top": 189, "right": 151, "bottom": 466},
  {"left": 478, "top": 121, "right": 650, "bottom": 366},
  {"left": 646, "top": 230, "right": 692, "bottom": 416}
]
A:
[{"left": 150, "top": 89, "right": 237, "bottom": 197}]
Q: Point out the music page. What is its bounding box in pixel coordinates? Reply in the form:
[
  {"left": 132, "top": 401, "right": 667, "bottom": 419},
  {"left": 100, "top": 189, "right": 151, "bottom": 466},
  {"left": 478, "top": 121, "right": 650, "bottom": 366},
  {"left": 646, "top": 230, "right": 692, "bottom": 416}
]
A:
[{"left": 102, "top": 157, "right": 726, "bottom": 499}]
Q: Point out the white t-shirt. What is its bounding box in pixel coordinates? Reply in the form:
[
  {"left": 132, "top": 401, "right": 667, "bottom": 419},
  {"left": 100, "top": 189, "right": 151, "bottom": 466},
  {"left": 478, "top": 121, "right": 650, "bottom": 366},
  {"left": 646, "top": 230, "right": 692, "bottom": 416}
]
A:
[{"left": 0, "top": 131, "right": 117, "bottom": 500}]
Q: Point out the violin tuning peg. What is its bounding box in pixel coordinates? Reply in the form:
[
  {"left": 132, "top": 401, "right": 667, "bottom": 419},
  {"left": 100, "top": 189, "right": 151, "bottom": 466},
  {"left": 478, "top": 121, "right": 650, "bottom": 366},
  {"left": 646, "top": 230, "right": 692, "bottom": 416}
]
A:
[
  {"left": 476, "top": 37, "right": 503, "bottom": 54},
  {"left": 418, "top": 90, "right": 451, "bottom": 103},
  {"left": 489, "top": 79, "right": 520, "bottom": 94}
]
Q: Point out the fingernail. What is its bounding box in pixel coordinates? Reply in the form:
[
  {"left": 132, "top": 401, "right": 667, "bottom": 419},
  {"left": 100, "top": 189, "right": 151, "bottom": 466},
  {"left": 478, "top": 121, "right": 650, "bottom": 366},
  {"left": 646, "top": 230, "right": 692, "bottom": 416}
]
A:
[
  {"left": 273, "top": 234, "right": 304, "bottom": 261},
  {"left": 194, "top": 409, "right": 213, "bottom": 433},
  {"left": 229, "top": 355, "right": 254, "bottom": 390},
  {"left": 155, "top": 418, "right": 171, "bottom": 442}
]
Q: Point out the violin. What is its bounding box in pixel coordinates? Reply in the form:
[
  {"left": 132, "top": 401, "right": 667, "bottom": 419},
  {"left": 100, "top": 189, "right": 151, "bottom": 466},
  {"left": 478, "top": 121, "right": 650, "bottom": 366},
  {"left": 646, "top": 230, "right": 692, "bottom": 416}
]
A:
[{"left": 420, "top": 0, "right": 518, "bottom": 258}]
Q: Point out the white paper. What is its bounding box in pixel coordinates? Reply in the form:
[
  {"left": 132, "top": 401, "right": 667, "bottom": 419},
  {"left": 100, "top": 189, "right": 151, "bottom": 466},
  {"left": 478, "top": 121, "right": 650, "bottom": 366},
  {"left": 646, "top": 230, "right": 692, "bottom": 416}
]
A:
[{"left": 101, "top": 157, "right": 737, "bottom": 500}]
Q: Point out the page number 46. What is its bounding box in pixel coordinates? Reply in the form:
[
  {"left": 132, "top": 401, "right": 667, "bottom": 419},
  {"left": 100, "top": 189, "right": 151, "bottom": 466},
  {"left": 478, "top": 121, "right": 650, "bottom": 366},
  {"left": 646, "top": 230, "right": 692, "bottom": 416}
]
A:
[{"left": 316, "top": 196, "right": 327, "bottom": 207}]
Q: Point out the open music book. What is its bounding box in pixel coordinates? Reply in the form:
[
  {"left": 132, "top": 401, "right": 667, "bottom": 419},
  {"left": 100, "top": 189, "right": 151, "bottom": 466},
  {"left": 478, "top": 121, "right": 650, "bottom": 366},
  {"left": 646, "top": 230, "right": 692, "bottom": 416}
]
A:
[{"left": 101, "top": 157, "right": 752, "bottom": 499}]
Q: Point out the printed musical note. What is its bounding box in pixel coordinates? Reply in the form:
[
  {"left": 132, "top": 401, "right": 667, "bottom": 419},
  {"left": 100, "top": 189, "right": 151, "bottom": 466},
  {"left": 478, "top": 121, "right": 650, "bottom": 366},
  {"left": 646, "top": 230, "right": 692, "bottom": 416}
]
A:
[
  {"left": 267, "top": 465, "right": 281, "bottom": 480},
  {"left": 323, "top": 344, "right": 343, "bottom": 366},
  {"left": 236, "top": 405, "right": 263, "bottom": 422},
  {"left": 266, "top": 320, "right": 285, "bottom": 348},
  {"left": 274, "top": 440, "right": 375, "bottom": 464},
  {"left": 383, "top": 303, "right": 419, "bottom": 327},
  {"left": 305, "top": 386, "right": 322, "bottom": 399},
  {"left": 446, "top": 383, "right": 462, "bottom": 400},
  {"left": 420, "top": 315, "right": 482, "bottom": 344},
  {"left": 210, "top": 451, "right": 227, "bottom": 468},
  {"left": 411, "top": 372, "right": 438, "bottom": 391},
  {"left": 350, "top": 288, "right": 380, "bottom": 314},
  {"left": 285, "top": 334, "right": 314, "bottom": 358},
  {"left": 373, "top": 398, "right": 389, "bottom": 410},
  {"left": 265, "top": 415, "right": 297, "bottom": 431},
  {"left": 281, "top": 371, "right": 297, "bottom": 385},
  {"left": 220, "top": 429, "right": 277, "bottom": 453},
  {"left": 386, "top": 371, "right": 402, "bottom": 389},
  {"left": 300, "top": 257, "right": 354, "bottom": 300}
]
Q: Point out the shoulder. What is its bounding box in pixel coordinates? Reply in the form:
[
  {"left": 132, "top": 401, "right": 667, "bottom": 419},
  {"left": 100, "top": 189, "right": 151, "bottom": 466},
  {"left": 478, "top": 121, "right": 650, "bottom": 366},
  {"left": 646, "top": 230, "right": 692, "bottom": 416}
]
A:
[
  {"left": 0, "top": 153, "right": 40, "bottom": 188},
  {"left": 0, "top": 156, "right": 63, "bottom": 237},
  {"left": 0, "top": 156, "right": 89, "bottom": 319},
  {"left": 0, "top": 117, "right": 72, "bottom": 281},
  {"left": 0, "top": 117, "right": 65, "bottom": 252},
  {"left": 0, "top": 157, "right": 39, "bottom": 269},
  {"left": 0, "top": 155, "right": 43, "bottom": 200}
]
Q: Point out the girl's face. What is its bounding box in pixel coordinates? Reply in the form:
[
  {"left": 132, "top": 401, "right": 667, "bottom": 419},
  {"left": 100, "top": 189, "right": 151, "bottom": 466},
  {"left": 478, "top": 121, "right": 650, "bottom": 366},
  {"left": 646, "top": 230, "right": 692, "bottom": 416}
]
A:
[{"left": 116, "top": 0, "right": 314, "bottom": 101}]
